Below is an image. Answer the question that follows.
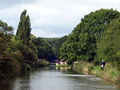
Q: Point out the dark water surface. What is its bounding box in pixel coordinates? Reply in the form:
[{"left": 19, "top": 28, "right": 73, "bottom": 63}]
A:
[{"left": 0, "top": 65, "right": 119, "bottom": 90}]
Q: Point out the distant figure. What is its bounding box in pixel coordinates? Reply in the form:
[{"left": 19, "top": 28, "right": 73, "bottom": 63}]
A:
[{"left": 101, "top": 60, "right": 105, "bottom": 70}]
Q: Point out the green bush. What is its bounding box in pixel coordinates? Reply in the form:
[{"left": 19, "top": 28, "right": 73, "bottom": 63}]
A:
[
  {"left": 0, "top": 55, "right": 20, "bottom": 80},
  {"left": 35, "top": 61, "right": 49, "bottom": 67}
]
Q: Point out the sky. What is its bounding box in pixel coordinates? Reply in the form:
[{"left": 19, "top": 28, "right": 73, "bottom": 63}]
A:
[{"left": 0, "top": 0, "right": 120, "bottom": 38}]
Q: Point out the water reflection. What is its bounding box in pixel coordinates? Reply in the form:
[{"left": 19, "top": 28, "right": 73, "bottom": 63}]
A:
[
  {"left": 0, "top": 65, "right": 119, "bottom": 90},
  {"left": 56, "top": 67, "right": 68, "bottom": 72},
  {"left": 0, "top": 80, "right": 15, "bottom": 90}
]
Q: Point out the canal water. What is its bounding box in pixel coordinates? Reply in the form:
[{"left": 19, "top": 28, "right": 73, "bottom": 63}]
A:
[{"left": 0, "top": 65, "right": 119, "bottom": 90}]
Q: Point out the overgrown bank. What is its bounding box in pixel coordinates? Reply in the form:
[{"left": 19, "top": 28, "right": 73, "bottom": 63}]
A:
[
  {"left": 0, "top": 10, "right": 50, "bottom": 80},
  {"left": 60, "top": 9, "right": 120, "bottom": 86},
  {"left": 72, "top": 61, "right": 120, "bottom": 85}
]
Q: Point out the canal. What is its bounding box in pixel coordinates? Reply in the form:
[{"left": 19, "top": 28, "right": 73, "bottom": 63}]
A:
[{"left": 0, "top": 65, "right": 119, "bottom": 90}]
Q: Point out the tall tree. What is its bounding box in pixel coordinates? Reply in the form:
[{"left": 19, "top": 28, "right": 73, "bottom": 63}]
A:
[
  {"left": 16, "top": 10, "right": 31, "bottom": 45},
  {"left": 60, "top": 9, "right": 120, "bottom": 63}
]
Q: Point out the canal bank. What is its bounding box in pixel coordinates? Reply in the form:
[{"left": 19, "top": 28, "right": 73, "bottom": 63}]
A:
[{"left": 72, "top": 61, "right": 120, "bottom": 86}]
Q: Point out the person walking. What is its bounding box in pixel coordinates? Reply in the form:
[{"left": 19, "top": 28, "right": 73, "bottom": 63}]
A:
[{"left": 101, "top": 60, "right": 105, "bottom": 70}]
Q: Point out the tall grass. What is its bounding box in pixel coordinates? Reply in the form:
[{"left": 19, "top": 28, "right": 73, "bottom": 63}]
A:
[{"left": 72, "top": 61, "right": 120, "bottom": 85}]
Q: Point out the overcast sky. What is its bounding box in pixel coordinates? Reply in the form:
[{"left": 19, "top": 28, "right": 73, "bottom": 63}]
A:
[{"left": 0, "top": 0, "right": 120, "bottom": 37}]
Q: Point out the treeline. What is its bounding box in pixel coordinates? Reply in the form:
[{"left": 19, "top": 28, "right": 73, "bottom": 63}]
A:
[
  {"left": 44, "top": 36, "right": 67, "bottom": 59},
  {"left": 60, "top": 9, "right": 120, "bottom": 68},
  {"left": 32, "top": 36, "right": 67, "bottom": 62},
  {"left": 0, "top": 10, "right": 67, "bottom": 80}
]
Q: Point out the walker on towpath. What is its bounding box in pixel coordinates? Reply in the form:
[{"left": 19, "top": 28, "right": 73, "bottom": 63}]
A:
[{"left": 101, "top": 60, "right": 106, "bottom": 70}]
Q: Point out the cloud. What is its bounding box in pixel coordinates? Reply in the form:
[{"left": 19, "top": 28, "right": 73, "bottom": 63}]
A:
[
  {"left": 0, "top": 0, "right": 37, "bottom": 9},
  {"left": 0, "top": 0, "right": 120, "bottom": 37},
  {"left": 31, "top": 28, "right": 63, "bottom": 37}
]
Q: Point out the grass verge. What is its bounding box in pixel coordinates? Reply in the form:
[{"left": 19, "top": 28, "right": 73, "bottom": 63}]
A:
[{"left": 72, "top": 61, "right": 120, "bottom": 85}]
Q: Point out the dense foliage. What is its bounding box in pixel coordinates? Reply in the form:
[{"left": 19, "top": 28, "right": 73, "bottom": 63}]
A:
[
  {"left": 0, "top": 10, "right": 38, "bottom": 80},
  {"left": 96, "top": 17, "right": 120, "bottom": 67},
  {"left": 60, "top": 9, "right": 120, "bottom": 64},
  {"left": 16, "top": 10, "right": 31, "bottom": 45},
  {"left": 44, "top": 36, "right": 67, "bottom": 59},
  {"left": 0, "top": 20, "right": 20, "bottom": 79},
  {"left": 32, "top": 36, "right": 67, "bottom": 62},
  {"left": 15, "top": 10, "right": 38, "bottom": 70},
  {"left": 33, "top": 38, "right": 56, "bottom": 62}
]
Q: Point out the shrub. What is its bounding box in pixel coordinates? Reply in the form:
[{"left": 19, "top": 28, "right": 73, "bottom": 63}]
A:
[{"left": 0, "top": 55, "right": 20, "bottom": 80}]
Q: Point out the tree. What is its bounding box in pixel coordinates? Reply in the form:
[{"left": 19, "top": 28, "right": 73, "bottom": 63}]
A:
[
  {"left": 96, "top": 17, "right": 120, "bottom": 67},
  {"left": 0, "top": 20, "right": 20, "bottom": 79},
  {"left": 15, "top": 10, "right": 38, "bottom": 70},
  {"left": 0, "top": 20, "right": 13, "bottom": 59},
  {"left": 16, "top": 10, "right": 31, "bottom": 45},
  {"left": 44, "top": 36, "right": 68, "bottom": 59},
  {"left": 60, "top": 9, "right": 120, "bottom": 63},
  {"left": 33, "top": 38, "right": 56, "bottom": 62}
]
